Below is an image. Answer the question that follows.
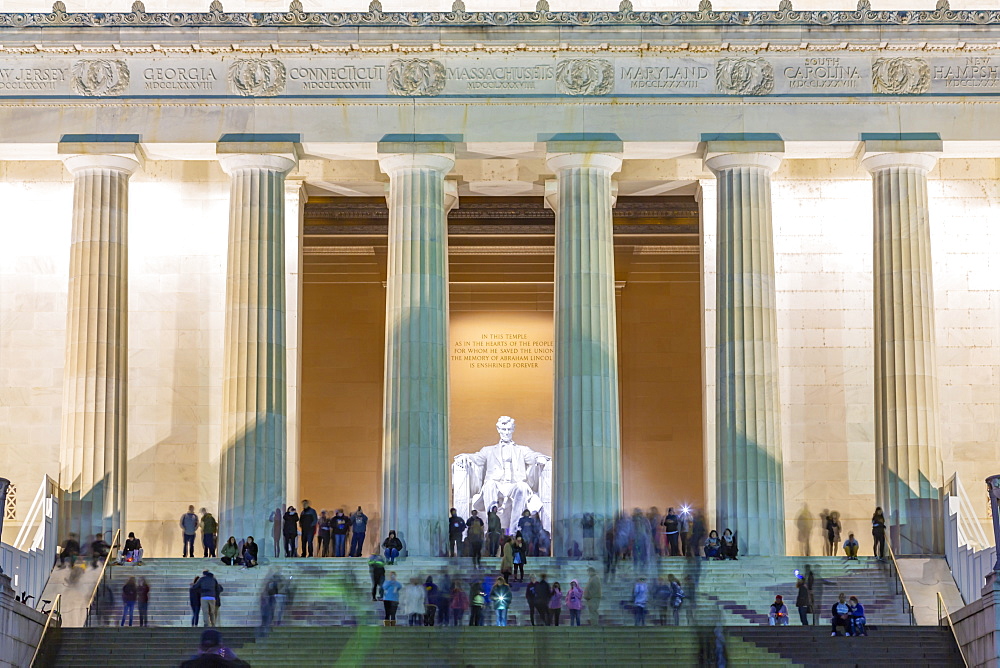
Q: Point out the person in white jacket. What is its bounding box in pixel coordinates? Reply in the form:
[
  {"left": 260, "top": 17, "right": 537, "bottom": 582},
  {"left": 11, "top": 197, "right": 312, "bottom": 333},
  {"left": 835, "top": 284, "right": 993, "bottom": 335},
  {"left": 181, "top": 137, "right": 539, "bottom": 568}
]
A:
[{"left": 400, "top": 578, "right": 427, "bottom": 627}]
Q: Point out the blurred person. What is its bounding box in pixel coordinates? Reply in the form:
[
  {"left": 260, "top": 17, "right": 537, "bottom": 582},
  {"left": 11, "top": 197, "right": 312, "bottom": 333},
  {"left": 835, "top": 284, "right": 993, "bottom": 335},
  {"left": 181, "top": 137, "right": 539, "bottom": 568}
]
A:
[
  {"left": 58, "top": 533, "right": 80, "bottom": 568},
  {"left": 486, "top": 505, "right": 502, "bottom": 557},
  {"left": 668, "top": 574, "right": 685, "bottom": 626},
  {"left": 437, "top": 572, "right": 452, "bottom": 626},
  {"left": 499, "top": 536, "right": 514, "bottom": 584},
  {"left": 490, "top": 576, "right": 512, "bottom": 626},
  {"left": 179, "top": 629, "right": 250, "bottom": 668},
  {"left": 120, "top": 576, "right": 137, "bottom": 626},
  {"left": 548, "top": 581, "right": 564, "bottom": 626},
  {"left": 566, "top": 579, "right": 584, "bottom": 626},
  {"left": 662, "top": 507, "right": 680, "bottom": 556},
  {"left": 400, "top": 577, "right": 426, "bottom": 626},
  {"left": 423, "top": 576, "right": 439, "bottom": 626},
  {"left": 511, "top": 534, "right": 527, "bottom": 582},
  {"left": 795, "top": 578, "right": 810, "bottom": 625},
  {"left": 680, "top": 508, "right": 694, "bottom": 557},
  {"left": 584, "top": 566, "right": 602, "bottom": 626},
  {"left": 632, "top": 509, "right": 653, "bottom": 568},
  {"left": 450, "top": 581, "right": 469, "bottom": 626},
  {"left": 467, "top": 509, "right": 485, "bottom": 568},
  {"left": 382, "top": 572, "right": 402, "bottom": 624},
  {"left": 632, "top": 576, "right": 649, "bottom": 626},
  {"left": 534, "top": 573, "right": 552, "bottom": 626},
  {"left": 469, "top": 581, "right": 485, "bottom": 626},
  {"left": 525, "top": 575, "right": 538, "bottom": 625},
  {"left": 368, "top": 554, "right": 385, "bottom": 601},
  {"left": 581, "top": 512, "right": 596, "bottom": 560},
  {"left": 317, "top": 510, "right": 331, "bottom": 557},
  {"left": 189, "top": 576, "right": 202, "bottom": 626},
  {"left": 90, "top": 533, "right": 110, "bottom": 568},
  {"left": 137, "top": 577, "right": 150, "bottom": 627},
  {"left": 269, "top": 506, "right": 283, "bottom": 558},
  {"left": 824, "top": 511, "right": 842, "bottom": 557},
  {"left": 517, "top": 510, "right": 537, "bottom": 556}
]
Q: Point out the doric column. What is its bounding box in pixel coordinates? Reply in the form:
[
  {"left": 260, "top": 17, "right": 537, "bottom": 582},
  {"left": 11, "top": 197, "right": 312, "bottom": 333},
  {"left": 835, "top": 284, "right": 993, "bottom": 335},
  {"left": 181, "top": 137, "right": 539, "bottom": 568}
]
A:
[
  {"left": 705, "top": 145, "right": 785, "bottom": 556},
  {"left": 378, "top": 146, "right": 455, "bottom": 557},
  {"left": 218, "top": 147, "right": 297, "bottom": 554},
  {"left": 58, "top": 148, "right": 140, "bottom": 542},
  {"left": 862, "top": 147, "right": 943, "bottom": 555},
  {"left": 545, "top": 144, "right": 623, "bottom": 556}
]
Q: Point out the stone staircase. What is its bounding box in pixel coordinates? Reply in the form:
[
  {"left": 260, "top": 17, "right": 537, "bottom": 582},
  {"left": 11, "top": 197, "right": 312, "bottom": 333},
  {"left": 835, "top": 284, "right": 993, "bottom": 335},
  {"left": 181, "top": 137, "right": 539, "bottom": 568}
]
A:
[
  {"left": 735, "top": 626, "right": 964, "bottom": 666},
  {"left": 49, "top": 625, "right": 964, "bottom": 667},
  {"left": 82, "top": 555, "right": 912, "bottom": 629}
]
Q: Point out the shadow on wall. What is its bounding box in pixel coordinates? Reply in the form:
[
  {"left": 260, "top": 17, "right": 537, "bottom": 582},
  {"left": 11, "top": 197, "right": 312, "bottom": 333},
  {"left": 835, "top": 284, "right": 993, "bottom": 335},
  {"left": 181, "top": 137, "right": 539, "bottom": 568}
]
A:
[{"left": 796, "top": 504, "right": 814, "bottom": 556}]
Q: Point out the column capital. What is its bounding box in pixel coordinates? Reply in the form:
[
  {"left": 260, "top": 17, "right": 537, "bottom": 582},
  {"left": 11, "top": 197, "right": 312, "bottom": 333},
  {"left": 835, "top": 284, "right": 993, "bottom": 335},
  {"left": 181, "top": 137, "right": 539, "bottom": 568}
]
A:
[
  {"left": 218, "top": 152, "right": 297, "bottom": 175},
  {"left": 545, "top": 152, "right": 623, "bottom": 175},
  {"left": 60, "top": 149, "right": 141, "bottom": 176},
  {"left": 861, "top": 151, "right": 938, "bottom": 174},
  {"left": 704, "top": 151, "right": 782, "bottom": 175},
  {"left": 543, "top": 178, "right": 618, "bottom": 212},
  {"left": 378, "top": 152, "right": 455, "bottom": 176}
]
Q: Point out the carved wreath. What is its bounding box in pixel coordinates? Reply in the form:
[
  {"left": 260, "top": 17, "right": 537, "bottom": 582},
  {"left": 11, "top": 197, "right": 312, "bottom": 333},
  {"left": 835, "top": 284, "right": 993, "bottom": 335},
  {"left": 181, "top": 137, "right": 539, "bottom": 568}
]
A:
[
  {"left": 716, "top": 57, "right": 773, "bottom": 96},
  {"left": 71, "top": 59, "right": 129, "bottom": 97},
  {"left": 872, "top": 57, "right": 931, "bottom": 95},
  {"left": 555, "top": 59, "right": 614, "bottom": 96},
  {"left": 229, "top": 58, "right": 286, "bottom": 97},
  {"left": 386, "top": 58, "right": 446, "bottom": 96}
]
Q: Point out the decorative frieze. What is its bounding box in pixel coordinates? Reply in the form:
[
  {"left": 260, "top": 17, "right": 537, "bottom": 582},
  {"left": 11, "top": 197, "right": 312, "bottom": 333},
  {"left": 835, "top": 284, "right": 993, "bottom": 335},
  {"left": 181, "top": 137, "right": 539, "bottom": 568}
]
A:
[
  {"left": 1, "top": 4, "right": 1000, "bottom": 29},
  {"left": 2, "top": 53, "right": 999, "bottom": 98}
]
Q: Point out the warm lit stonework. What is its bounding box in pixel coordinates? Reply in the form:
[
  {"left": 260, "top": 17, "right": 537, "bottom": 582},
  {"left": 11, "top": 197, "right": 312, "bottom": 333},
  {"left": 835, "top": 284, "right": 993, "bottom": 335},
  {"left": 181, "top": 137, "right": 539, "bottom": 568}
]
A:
[{"left": 0, "top": 1, "right": 997, "bottom": 567}]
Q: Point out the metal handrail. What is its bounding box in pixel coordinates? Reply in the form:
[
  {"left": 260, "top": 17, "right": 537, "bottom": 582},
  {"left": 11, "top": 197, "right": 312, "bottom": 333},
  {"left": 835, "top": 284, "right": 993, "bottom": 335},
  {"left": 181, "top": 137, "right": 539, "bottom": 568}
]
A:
[
  {"left": 947, "top": 472, "right": 991, "bottom": 551},
  {"left": 885, "top": 542, "right": 916, "bottom": 625},
  {"left": 28, "top": 593, "right": 61, "bottom": 668},
  {"left": 937, "top": 591, "right": 970, "bottom": 668},
  {"left": 83, "top": 529, "right": 120, "bottom": 627}
]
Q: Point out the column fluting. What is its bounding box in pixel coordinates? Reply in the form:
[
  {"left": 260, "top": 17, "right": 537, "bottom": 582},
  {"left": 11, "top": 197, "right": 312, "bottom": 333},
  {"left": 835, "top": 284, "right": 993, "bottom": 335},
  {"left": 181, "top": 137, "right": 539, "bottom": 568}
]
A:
[
  {"left": 706, "top": 150, "right": 786, "bottom": 556},
  {"left": 218, "top": 152, "right": 296, "bottom": 553},
  {"left": 59, "top": 153, "right": 139, "bottom": 542},
  {"left": 379, "top": 152, "right": 454, "bottom": 557},
  {"left": 863, "top": 151, "right": 943, "bottom": 555},
  {"left": 547, "top": 151, "right": 623, "bottom": 555}
]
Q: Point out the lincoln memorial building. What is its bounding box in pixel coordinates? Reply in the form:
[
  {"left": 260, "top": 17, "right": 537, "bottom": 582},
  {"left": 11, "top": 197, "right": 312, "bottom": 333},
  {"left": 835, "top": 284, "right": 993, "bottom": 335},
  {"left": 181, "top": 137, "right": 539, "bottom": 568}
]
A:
[{"left": 0, "top": 0, "right": 998, "bottom": 561}]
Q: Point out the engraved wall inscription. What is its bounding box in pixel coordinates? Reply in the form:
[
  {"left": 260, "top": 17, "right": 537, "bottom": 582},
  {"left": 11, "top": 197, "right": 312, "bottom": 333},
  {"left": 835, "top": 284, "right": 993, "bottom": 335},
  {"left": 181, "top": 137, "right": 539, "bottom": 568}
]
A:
[
  {"left": 619, "top": 64, "right": 710, "bottom": 89},
  {"left": 933, "top": 57, "right": 1000, "bottom": 89},
  {"left": 783, "top": 57, "right": 861, "bottom": 89},
  {"left": 452, "top": 333, "right": 554, "bottom": 370},
  {"left": 287, "top": 65, "right": 385, "bottom": 91},
  {"left": 0, "top": 66, "right": 65, "bottom": 91},
  {"left": 446, "top": 64, "right": 553, "bottom": 91}
]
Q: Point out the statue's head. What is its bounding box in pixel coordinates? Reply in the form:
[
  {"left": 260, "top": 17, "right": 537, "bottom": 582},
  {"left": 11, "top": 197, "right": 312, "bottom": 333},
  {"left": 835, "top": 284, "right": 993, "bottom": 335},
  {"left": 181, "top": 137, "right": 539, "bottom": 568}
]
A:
[{"left": 496, "top": 416, "right": 516, "bottom": 441}]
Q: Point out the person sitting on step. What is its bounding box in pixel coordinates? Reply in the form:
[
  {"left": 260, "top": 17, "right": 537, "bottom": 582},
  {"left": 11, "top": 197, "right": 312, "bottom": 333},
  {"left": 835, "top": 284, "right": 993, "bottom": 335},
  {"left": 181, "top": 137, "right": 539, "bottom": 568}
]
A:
[
  {"left": 120, "top": 531, "right": 143, "bottom": 564},
  {"left": 220, "top": 536, "right": 240, "bottom": 566},
  {"left": 831, "top": 592, "right": 852, "bottom": 636},
  {"left": 768, "top": 594, "right": 789, "bottom": 626},
  {"left": 241, "top": 536, "right": 258, "bottom": 568},
  {"left": 703, "top": 530, "right": 722, "bottom": 560},
  {"left": 848, "top": 596, "right": 867, "bottom": 636},
  {"left": 842, "top": 533, "right": 860, "bottom": 560},
  {"left": 383, "top": 530, "right": 402, "bottom": 565},
  {"left": 721, "top": 528, "right": 738, "bottom": 560}
]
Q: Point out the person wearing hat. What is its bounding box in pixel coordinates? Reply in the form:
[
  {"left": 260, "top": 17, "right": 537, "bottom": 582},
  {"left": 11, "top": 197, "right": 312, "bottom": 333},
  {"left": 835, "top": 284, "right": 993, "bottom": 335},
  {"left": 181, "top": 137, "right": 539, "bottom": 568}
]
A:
[{"left": 768, "top": 595, "right": 789, "bottom": 626}]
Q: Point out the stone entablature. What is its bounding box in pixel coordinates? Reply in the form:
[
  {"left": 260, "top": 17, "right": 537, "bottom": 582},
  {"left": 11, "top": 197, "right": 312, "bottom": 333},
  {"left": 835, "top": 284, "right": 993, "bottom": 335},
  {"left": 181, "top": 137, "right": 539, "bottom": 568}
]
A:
[
  {"left": 3, "top": 53, "right": 1000, "bottom": 98},
  {"left": 2, "top": 0, "right": 1000, "bottom": 29}
]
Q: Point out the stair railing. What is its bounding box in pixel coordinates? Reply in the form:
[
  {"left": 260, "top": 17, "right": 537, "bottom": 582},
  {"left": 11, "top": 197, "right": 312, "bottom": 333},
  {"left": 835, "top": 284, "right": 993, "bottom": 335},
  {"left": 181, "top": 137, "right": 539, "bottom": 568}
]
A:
[
  {"left": 937, "top": 591, "right": 970, "bottom": 668},
  {"left": 885, "top": 542, "right": 916, "bottom": 625},
  {"left": 83, "top": 529, "right": 120, "bottom": 627},
  {"left": 28, "top": 593, "right": 61, "bottom": 668}
]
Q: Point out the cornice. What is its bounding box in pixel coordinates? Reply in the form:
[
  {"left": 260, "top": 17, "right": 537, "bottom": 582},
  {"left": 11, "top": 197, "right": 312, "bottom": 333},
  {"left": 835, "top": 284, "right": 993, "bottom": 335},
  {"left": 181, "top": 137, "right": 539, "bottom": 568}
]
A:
[{"left": 4, "top": 0, "right": 1000, "bottom": 30}]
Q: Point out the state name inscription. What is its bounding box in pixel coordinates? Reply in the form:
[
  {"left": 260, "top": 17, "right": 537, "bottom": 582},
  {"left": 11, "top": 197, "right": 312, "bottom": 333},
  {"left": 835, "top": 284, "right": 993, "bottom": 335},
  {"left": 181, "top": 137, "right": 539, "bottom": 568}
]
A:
[{"left": 452, "top": 333, "right": 554, "bottom": 369}]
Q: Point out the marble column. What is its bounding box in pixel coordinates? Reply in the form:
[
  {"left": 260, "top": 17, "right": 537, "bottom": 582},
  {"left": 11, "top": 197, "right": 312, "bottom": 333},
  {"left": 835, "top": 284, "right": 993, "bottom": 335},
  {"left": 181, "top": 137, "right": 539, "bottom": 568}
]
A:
[
  {"left": 706, "top": 148, "right": 785, "bottom": 556},
  {"left": 218, "top": 150, "right": 296, "bottom": 554},
  {"left": 546, "top": 148, "right": 623, "bottom": 556},
  {"left": 862, "top": 150, "right": 944, "bottom": 555},
  {"left": 59, "top": 150, "right": 140, "bottom": 542},
  {"left": 378, "top": 149, "right": 455, "bottom": 557}
]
